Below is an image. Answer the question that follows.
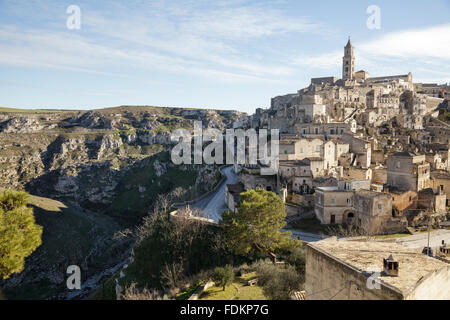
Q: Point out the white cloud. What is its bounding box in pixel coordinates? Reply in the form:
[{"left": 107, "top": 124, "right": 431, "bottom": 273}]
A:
[
  {"left": 0, "top": 0, "right": 326, "bottom": 84},
  {"left": 359, "top": 24, "right": 450, "bottom": 61},
  {"left": 292, "top": 24, "right": 450, "bottom": 82},
  {"left": 293, "top": 51, "right": 342, "bottom": 70}
]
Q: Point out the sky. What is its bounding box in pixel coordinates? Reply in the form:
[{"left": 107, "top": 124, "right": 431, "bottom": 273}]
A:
[{"left": 0, "top": 0, "right": 449, "bottom": 114}]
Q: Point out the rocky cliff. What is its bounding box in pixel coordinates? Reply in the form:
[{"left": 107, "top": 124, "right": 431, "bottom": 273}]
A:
[{"left": 0, "top": 105, "right": 245, "bottom": 299}]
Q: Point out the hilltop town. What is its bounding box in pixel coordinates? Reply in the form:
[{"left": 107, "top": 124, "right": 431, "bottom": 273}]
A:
[
  {"left": 222, "top": 39, "right": 450, "bottom": 299},
  {"left": 229, "top": 39, "right": 449, "bottom": 234}
]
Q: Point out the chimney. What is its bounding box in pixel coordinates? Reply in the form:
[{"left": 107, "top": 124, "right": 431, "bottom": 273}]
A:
[{"left": 383, "top": 254, "right": 399, "bottom": 277}]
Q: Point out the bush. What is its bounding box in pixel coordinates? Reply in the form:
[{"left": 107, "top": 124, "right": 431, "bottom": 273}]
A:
[
  {"left": 285, "top": 247, "right": 306, "bottom": 280},
  {"left": 212, "top": 265, "right": 234, "bottom": 291},
  {"left": 262, "top": 265, "right": 304, "bottom": 300},
  {"left": 252, "top": 260, "right": 303, "bottom": 300}
]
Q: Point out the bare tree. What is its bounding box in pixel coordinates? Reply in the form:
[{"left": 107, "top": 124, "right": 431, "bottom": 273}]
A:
[
  {"left": 160, "top": 262, "right": 185, "bottom": 289},
  {"left": 122, "top": 282, "right": 170, "bottom": 300}
]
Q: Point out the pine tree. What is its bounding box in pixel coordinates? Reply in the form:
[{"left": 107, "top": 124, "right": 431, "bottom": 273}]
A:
[
  {"left": 0, "top": 190, "right": 43, "bottom": 280},
  {"left": 221, "top": 188, "right": 300, "bottom": 264}
]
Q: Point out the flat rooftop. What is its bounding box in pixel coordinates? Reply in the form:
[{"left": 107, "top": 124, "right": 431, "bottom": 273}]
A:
[{"left": 310, "top": 239, "right": 449, "bottom": 294}]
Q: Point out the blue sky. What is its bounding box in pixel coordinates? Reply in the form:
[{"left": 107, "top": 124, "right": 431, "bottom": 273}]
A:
[{"left": 0, "top": 0, "right": 449, "bottom": 114}]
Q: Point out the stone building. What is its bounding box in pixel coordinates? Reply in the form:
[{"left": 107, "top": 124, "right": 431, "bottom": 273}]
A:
[
  {"left": 315, "top": 186, "right": 354, "bottom": 225},
  {"left": 225, "top": 184, "right": 243, "bottom": 213},
  {"left": 279, "top": 138, "right": 324, "bottom": 161},
  {"left": 431, "top": 172, "right": 450, "bottom": 207},
  {"left": 340, "top": 133, "right": 372, "bottom": 168},
  {"left": 294, "top": 122, "right": 354, "bottom": 136},
  {"left": 306, "top": 239, "right": 450, "bottom": 300},
  {"left": 387, "top": 152, "right": 431, "bottom": 192},
  {"left": 279, "top": 158, "right": 325, "bottom": 194},
  {"left": 314, "top": 181, "right": 406, "bottom": 234}
]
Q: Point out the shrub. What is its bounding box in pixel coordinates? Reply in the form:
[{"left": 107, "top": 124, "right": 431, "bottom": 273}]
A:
[{"left": 212, "top": 265, "right": 234, "bottom": 291}]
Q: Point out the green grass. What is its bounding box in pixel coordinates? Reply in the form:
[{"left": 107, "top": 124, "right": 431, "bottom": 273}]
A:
[
  {"left": 175, "top": 284, "right": 201, "bottom": 300},
  {"left": 375, "top": 229, "right": 438, "bottom": 239},
  {"left": 0, "top": 106, "right": 75, "bottom": 113},
  {"left": 234, "top": 285, "right": 266, "bottom": 300},
  {"left": 375, "top": 233, "right": 411, "bottom": 239},
  {"left": 199, "top": 273, "right": 267, "bottom": 301},
  {"left": 200, "top": 284, "right": 239, "bottom": 300}
]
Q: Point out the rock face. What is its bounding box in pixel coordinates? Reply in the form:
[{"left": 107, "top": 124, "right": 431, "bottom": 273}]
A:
[
  {"left": 0, "top": 105, "right": 244, "bottom": 300},
  {"left": 0, "top": 105, "right": 245, "bottom": 199}
]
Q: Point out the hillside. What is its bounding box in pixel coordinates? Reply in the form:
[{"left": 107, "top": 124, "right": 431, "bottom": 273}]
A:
[{"left": 0, "top": 105, "right": 245, "bottom": 299}]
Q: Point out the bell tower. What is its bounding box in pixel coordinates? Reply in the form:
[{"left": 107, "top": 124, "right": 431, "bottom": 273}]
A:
[{"left": 342, "top": 37, "right": 355, "bottom": 81}]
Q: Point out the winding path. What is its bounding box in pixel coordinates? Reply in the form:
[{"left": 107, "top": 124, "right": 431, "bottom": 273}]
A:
[
  {"left": 191, "top": 166, "right": 238, "bottom": 223},
  {"left": 189, "top": 166, "right": 327, "bottom": 243}
]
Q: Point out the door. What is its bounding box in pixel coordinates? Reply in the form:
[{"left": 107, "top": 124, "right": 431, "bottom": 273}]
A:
[{"left": 330, "top": 215, "right": 335, "bottom": 224}]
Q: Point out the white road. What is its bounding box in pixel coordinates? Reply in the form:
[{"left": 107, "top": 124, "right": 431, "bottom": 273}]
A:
[
  {"left": 190, "top": 166, "right": 327, "bottom": 242},
  {"left": 283, "top": 228, "right": 330, "bottom": 243},
  {"left": 191, "top": 165, "right": 238, "bottom": 222},
  {"left": 394, "top": 229, "right": 450, "bottom": 250}
]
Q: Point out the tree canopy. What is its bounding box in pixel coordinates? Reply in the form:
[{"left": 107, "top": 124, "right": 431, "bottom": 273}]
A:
[
  {"left": 221, "top": 188, "right": 299, "bottom": 263},
  {"left": 0, "top": 190, "right": 43, "bottom": 280}
]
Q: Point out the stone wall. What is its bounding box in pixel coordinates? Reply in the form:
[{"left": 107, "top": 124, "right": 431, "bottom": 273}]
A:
[
  {"left": 405, "top": 266, "right": 450, "bottom": 300},
  {"left": 305, "top": 244, "right": 404, "bottom": 300}
]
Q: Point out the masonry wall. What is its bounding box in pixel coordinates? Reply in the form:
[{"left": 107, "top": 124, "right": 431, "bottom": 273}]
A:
[
  {"left": 354, "top": 192, "right": 392, "bottom": 234},
  {"left": 315, "top": 190, "right": 354, "bottom": 224},
  {"left": 389, "top": 190, "right": 418, "bottom": 213},
  {"left": 405, "top": 266, "right": 450, "bottom": 300},
  {"left": 387, "top": 156, "right": 418, "bottom": 191},
  {"left": 431, "top": 174, "right": 450, "bottom": 206},
  {"left": 305, "top": 245, "right": 404, "bottom": 300}
]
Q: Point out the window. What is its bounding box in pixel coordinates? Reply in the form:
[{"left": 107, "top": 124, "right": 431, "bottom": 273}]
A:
[
  {"left": 331, "top": 199, "right": 336, "bottom": 205},
  {"left": 396, "top": 161, "right": 401, "bottom": 169},
  {"left": 316, "top": 168, "right": 319, "bottom": 172},
  {"left": 378, "top": 204, "right": 382, "bottom": 213},
  {"left": 300, "top": 148, "right": 304, "bottom": 153}
]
